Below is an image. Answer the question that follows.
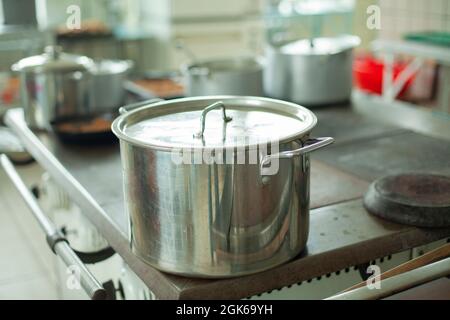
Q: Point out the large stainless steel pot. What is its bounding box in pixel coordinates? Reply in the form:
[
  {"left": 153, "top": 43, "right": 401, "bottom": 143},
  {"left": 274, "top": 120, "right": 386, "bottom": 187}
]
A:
[
  {"left": 182, "top": 57, "right": 264, "bottom": 97},
  {"left": 112, "top": 96, "right": 333, "bottom": 278},
  {"left": 264, "top": 35, "right": 360, "bottom": 106},
  {"left": 89, "top": 59, "right": 134, "bottom": 112},
  {"left": 12, "top": 46, "right": 94, "bottom": 130}
]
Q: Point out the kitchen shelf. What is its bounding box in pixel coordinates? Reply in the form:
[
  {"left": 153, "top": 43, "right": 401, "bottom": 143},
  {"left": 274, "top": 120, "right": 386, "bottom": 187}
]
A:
[
  {"left": 369, "top": 40, "right": 450, "bottom": 115},
  {"left": 352, "top": 90, "right": 450, "bottom": 142}
]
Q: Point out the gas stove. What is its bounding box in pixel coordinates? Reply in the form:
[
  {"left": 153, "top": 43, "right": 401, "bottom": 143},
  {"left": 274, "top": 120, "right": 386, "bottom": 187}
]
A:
[{"left": 4, "top": 103, "right": 450, "bottom": 300}]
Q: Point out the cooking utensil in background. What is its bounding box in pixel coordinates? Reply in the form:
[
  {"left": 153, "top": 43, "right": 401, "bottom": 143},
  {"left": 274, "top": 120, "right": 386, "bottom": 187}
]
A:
[
  {"left": 264, "top": 35, "right": 360, "bottom": 106},
  {"left": 176, "top": 39, "right": 264, "bottom": 97},
  {"left": 12, "top": 46, "right": 137, "bottom": 131},
  {"left": 11, "top": 46, "right": 95, "bottom": 131},
  {"left": 112, "top": 96, "right": 334, "bottom": 278},
  {"left": 182, "top": 57, "right": 264, "bottom": 97},
  {"left": 364, "top": 173, "right": 450, "bottom": 227},
  {"left": 89, "top": 59, "right": 134, "bottom": 112}
]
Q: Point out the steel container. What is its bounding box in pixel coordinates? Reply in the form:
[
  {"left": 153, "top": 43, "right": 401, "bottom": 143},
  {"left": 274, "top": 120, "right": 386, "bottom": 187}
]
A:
[
  {"left": 112, "top": 96, "right": 333, "bottom": 278},
  {"left": 12, "top": 46, "right": 94, "bottom": 130},
  {"left": 182, "top": 57, "right": 264, "bottom": 97},
  {"left": 89, "top": 59, "right": 134, "bottom": 112},
  {"left": 264, "top": 35, "right": 360, "bottom": 106}
]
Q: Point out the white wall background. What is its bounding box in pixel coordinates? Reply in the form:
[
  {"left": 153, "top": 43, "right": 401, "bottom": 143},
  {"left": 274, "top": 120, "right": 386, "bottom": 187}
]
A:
[{"left": 378, "top": 0, "right": 450, "bottom": 40}]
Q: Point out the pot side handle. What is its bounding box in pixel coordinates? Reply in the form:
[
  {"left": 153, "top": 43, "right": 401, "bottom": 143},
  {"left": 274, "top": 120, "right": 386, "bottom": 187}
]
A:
[{"left": 261, "top": 137, "right": 334, "bottom": 171}]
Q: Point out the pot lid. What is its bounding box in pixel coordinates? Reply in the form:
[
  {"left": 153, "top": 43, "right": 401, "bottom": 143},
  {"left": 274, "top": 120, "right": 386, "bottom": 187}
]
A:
[
  {"left": 90, "top": 59, "right": 133, "bottom": 75},
  {"left": 112, "top": 96, "right": 317, "bottom": 150},
  {"left": 11, "top": 46, "right": 93, "bottom": 73},
  {"left": 280, "top": 35, "right": 360, "bottom": 55}
]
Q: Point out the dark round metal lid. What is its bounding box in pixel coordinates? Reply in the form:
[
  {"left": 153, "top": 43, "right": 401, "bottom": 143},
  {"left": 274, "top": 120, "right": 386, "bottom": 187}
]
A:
[{"left": 364, "top": 173, "right": 450, "bottom": 227}]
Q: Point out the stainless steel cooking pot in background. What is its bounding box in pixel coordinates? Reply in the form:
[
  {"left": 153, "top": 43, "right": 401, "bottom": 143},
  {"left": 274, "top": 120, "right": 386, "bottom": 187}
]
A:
[
  {"left": 182, "top": 57, "right": 264, "bottom": 97},
  {"left": 264, "top": 35, "right": 360, "bottom": 106},
  {"left": 12, "top": 46, "right": 94, "bottom": 130},
  {"left": 112, "top": 96, "right": 334, "bottom": 278},
  {"left": 89, "top": 59, "right": 134, "bottom": 112}
]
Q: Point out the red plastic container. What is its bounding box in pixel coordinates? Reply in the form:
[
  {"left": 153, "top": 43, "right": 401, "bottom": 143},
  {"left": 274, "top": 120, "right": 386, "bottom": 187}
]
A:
[{"left": 353, "top": 54, "right": 415, "bottom": 98}]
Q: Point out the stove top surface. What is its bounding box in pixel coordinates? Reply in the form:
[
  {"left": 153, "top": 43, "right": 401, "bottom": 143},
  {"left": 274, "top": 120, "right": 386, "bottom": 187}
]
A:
[{"left": 5, "top": 104, "right": 450, "bottom": 299}]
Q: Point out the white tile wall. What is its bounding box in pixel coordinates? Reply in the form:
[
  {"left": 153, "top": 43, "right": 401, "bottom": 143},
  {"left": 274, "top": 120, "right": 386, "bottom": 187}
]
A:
[{"left": 379, "top": 0, "right": 450, "bottom": 40}]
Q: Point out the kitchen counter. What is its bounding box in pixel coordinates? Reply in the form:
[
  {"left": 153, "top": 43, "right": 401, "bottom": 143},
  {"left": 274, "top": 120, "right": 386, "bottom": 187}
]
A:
[{"left": 4, "top": 105, "right": 450, "bottom": 299}]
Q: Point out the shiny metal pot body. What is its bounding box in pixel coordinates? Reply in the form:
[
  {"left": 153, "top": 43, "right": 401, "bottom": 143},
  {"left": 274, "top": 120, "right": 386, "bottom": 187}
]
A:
[
  {"left": 113, "top": 96, "right": 333, "bottom": 278},
  {"left": 14, "top": 50, "right": 132, "bottom": 130},
  {"left": 17, "top": 69, "right": 92, "bottom": 130},
  {"left": 12, "top": 47, "right": 94, "bottom": 131},
  {"left": 120, "top": 139, "right": 309, "bottom": 278},
  {"left": 89, "top": 59, "right": 134, "bottom": 112},
  {"left": 264, "top": 37, "right": 359, "bottom": 106},
  {"left": 183, "top": 57, "right": 264, "bottom": 97}
]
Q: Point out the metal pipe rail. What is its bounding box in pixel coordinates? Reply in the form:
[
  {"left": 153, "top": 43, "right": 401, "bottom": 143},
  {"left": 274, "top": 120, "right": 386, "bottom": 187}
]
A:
[{"left": 0, "top": 154, "right": 107, "bottom": 300}]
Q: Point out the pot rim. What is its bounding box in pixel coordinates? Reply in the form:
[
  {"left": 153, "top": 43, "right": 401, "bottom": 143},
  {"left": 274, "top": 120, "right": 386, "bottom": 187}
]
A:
[
  {"left": 267, "top": 35, "right": 361, "bottom": 56},
  {"left": 181, "top": 56, "right": 264, "bottom": 78},
  {"left": 111, "top": 95, "right": 317, "bottom": 152}
]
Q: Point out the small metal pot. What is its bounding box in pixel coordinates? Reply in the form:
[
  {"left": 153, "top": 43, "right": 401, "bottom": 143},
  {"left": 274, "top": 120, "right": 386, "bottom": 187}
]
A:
[
  {"left": 12, "top": 46, "right": 94, "bottom": 130},
  {"left": 264, "top": 35, "right": 360, "bottom": 106},
  {"left": 182, "top": 57, "right": 264, "bottom": 97},
  {"left": 89, "top": 59, "right": 134, "bottom": 112},
  {"left": 112, "top": 96, "right": 334, "bottom": 278}
]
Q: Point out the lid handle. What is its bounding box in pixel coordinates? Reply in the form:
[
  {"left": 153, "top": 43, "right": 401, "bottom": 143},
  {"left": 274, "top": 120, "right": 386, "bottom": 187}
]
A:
[
  {"left": 44, "top": 45, "right": 63, "bottom": 59},
  {"left": 194, "top": 101, "right": 232, "bottom": 138}
]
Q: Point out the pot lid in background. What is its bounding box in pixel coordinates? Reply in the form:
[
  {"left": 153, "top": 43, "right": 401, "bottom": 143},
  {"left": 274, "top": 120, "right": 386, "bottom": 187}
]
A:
[
  {"left": 90, "top": 59, "right": 134, "bottom": 75},
  {"left": 11, "top": 46, "right": 93, "bottom": 73},
  {"left": 280, "top": 35, "right": 360, "bottom": 56},
  {"left": 112, "top": 96, "right": 317, "bottom": 150}
]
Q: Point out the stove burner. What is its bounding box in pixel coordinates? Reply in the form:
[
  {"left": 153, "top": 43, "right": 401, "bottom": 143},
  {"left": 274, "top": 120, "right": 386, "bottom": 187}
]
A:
[{"left": 364, "top": 173, "right": 450, "bottom": 227}]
